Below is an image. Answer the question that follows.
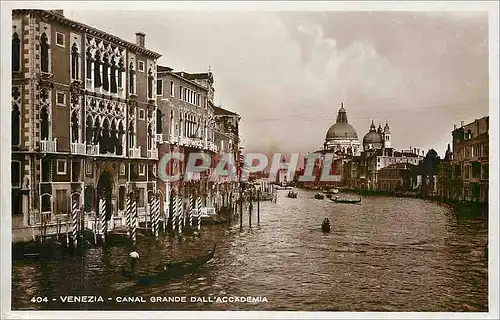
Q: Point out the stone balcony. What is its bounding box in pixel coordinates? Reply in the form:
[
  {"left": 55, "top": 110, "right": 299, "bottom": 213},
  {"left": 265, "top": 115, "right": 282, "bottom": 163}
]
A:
[
  {"left": 71, "top": 142, "right": 86, "bottom": 154},
  {"left": 129, "top": 146, "right": 141, "bottom": 158},
  {"left": 147, "top": 149, "right": 158, "bottom": 159},
  {"left": 40, "top": 138, "right": 57, "bottom": 153},
  {"left": 86, "top": 144, "right": 100, "bottom": 156}
]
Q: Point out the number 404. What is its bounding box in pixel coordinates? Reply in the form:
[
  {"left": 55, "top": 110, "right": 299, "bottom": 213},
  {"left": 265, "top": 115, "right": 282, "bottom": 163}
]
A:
[{"left": 31, "top": 297, "right": 49, "bottom": 303}]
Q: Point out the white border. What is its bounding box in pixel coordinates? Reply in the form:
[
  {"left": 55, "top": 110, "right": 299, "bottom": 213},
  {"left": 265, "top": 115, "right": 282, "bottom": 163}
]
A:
[{"left": 1, "top": 1, "right": 499, "bottom": 320}]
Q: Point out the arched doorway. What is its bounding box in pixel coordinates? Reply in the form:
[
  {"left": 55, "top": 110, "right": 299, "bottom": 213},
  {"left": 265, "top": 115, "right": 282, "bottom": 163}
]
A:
[{"left": 97, "top": 170, "right": 113, "bottom": 220}]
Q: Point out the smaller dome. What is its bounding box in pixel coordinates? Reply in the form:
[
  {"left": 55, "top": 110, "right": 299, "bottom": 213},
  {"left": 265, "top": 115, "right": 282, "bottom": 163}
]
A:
[{"left": 363, "top": 131, "right": 383, "bottom": 145}]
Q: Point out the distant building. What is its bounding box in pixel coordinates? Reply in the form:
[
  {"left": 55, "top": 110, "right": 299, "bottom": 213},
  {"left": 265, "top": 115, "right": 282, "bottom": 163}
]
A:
[
  {"left": 377, "top": 163, "right": 417, "bottom": 192},
  {"left": 324, "top": 103, "right": 360, "bottom": 156},
  {"left": 451, "top": 117, "right": 489, "bottom": 203}
]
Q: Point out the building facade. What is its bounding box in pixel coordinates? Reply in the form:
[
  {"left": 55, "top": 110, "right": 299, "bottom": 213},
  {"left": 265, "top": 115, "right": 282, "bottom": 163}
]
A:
[
  {"left": 12, "top": 9, "right": 161, "bottom": 241},
  {"left": 451, "top": 117, "right": 489, "bottom": 203},
  {"left": 324, "top": 103, "right": 360, "bottom": 156}
]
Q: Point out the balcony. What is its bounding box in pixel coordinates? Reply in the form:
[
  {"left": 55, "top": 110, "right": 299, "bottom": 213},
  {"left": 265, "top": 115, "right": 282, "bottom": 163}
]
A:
[
  {"left": 129, "top": 146, "right": 141, "bottom": 158},
  {"left": 169, "top": 134, "right": 178, "bottom": 144},
  {"left": 186, "top": 137, "right": 204, "bottom": 149},
  {"left": 71, "top": 142, "right": 86, "bottom": 155},
  {"left": 147, "top": 149, "right": 158, "bottom": 159},
  {"left": 86, "top": 144, "right": 99, "bottom": 156},
  {"left": 40, "top": 138, "right": 57, "bottom": 153},
  {"left": 179, "top": 137, "right": 188, "bottom": 146},
  {"left": 206, "top": 141, "right": 218, "bottom": 153}
]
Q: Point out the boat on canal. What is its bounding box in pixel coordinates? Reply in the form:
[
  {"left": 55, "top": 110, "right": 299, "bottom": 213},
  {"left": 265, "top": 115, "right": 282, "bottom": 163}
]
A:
[
  {"left": 331, "top": 197, "right": 361, "bottom": 204},
  {"left": 321, "top": 218, "right": 331, "bottom": 233},
  {"left": 121, "top": 244, "right": 216, "bottom": 286},
  {"left": 314, "top": 193, "right": 325, "bottom": 200},
  {"left": 287, "top": 191, "right": 298, "bottom": 198}
]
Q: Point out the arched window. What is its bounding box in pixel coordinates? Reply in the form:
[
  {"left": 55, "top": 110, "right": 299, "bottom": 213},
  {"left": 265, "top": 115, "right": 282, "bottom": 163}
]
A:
[
  {"left": 71, "top": 42, "right": 79, "bottom": 80},
  {"left": 12, "top": 105, "right": 20, "bottom": 145},
  {"left": 100, "top": 118, "right": 110, "bottom": 153},
  {"left": 109, "top": 120, "right": 118, "bottom": 154},
  {"left": 110, "top": 58, "right": 117, "bottom": 93},
  {"left": 71, "top": 111, "right": 79, "bottom": 142},
  {"left": 129, "top": 62, "right": 135, "bottom": 94},
  {"left": 147, "top": 124, "right": 152, "bottom": 150},
  {"left": 147, "top": 68, "right": 153, "bottom": 99},
  {"left": 40, "top": 106, "right": 49, "bottom": 140},
  {"left": 118, "top": 57, "right": 124, "bottom": 89},
  {"left": 12, "top": 32, "right": 21, "bottom": 72},
  {"left": 85, "top": 115, "right": 93, "bottom": 145},
  {"left": 117, "top": 121, "right": 124, "bottom": 155},
  {"left": 40, "top": 32, "right": 49, "bottom": 73},
  {"left": 94, "top": 51, "right": 102, "bottom": 88},
  {"left": 127, "top": 122, "right": 135, "bottom": 148},
  {"left": 156, "top": 109, "right": 163, "bottom": 134},
  {"left": 86, "top": 48, "right": 93, "bottom": 80},
  {"left": 102, "top": 53, "right": 109, "bottom": 91},
  {"left": 93, "top": 117, "right": 101, "bottom": 145}
]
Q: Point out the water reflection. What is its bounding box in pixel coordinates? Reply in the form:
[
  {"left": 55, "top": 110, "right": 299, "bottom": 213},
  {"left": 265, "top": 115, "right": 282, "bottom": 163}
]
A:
[{"left": 12, "top": 190, "right": 488, "bottom": 311}]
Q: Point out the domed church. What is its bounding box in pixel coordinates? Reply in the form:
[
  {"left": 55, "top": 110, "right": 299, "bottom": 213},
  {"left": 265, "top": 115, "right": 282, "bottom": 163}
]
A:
[
  {"left": 323, "top": 103, "right": 360, "bottom": 156},
  {"left": 363, "top": 120, "right": 391, "bottom": 151}
]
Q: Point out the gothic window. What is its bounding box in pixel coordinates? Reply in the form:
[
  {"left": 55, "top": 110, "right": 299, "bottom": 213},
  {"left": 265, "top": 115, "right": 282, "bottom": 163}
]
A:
[
  {"left": 93, "top": 117, "right": 101, "bottom": 145},
  {"left": 94, "top": 51, "right": 102, "bottom": 88},
  {"left": 102, "top": 53, "right": 109, "bottom": 91},
  {"left": 12, "top": 32, "right": 21, "bottom": 72},
  {"left": 40, "top": 105, "right": 49, "bottom": 140},
  {"left": 110, "top": 58, "right": 117, "bottom": 93},
  {"left": 156, "top": 109, "right": 163, "bottom": 134},
  {"left": 12, "top": 86, "right": 21, "bottom": 146},
  {"left": 147, "top": 124, "right": 152, "bottom": 150},
  {"left": 99, "top": 118, "right": 110, "bottom": 153},
  {"left": 71, "top": 43, "right": 79, "bottom": 80},
  {"left": 71, "top": 111, "right": 79, "bottom": 142},
  {"left": 129, "top": 62, "right": 135, "bottom": 94},
  {"left": 109, "top": 120, "right": 118, "bottom": 154},
  {"left": 117, "top": 121, "right": 124, "bottom": 156},
  {"left": 148, "top": 68, "right": 153, "bottom": 99},
  {"left": 40, "top": 32, "right": 49, "bottom": 73},
  {"left": 118, "top": 57, "right": 124, "bottom": 89},
  {"left": 86, "top": 115, "right": 93, "bottom": 145},
  {"left": 128, "top": 122, "right": 135, "bottom": 148},
  {"left": 86, "top": 48, "right": 92, "bottom": 80},
  {"left": 41, "top": 159, "right": 51, "bottom": 182}
]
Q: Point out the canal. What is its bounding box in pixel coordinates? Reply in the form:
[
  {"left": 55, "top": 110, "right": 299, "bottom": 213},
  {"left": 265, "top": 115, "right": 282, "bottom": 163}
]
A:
[{"left": 12, "top": 190, "right": 488, "bottom": 312}]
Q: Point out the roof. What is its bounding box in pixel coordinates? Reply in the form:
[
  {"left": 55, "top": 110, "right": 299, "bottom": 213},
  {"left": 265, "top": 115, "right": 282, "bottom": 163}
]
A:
[
  {"left": 213, "top": 105, "right": 239, "bottom": 117},
  {"left": 13, "top": 9, "right": 162, "bottom": 59},
  {"left": 157, "top": 66, "right": 173, "bottom": 72}
]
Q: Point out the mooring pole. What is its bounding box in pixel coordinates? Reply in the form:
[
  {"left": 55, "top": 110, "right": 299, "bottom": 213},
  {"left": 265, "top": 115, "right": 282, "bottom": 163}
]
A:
[{"left": 257, "top": 189, "right": 260, "bottom": 225}]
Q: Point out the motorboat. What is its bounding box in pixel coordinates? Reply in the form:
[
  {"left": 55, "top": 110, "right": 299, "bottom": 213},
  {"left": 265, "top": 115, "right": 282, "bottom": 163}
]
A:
[{"left": 332, "top": 197, "right": 361, "bottom": 204}]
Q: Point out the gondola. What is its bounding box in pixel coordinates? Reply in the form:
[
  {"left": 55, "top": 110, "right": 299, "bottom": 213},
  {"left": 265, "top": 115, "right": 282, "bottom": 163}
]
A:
[
  {"left": 287, "top": 191, "right": 298, "bottom": 198},
  {"left": 314, "top": 193, "right": 325, "bottom": 200},
  {"left": 332, "top": 197, "right": 361, "bottom": 204},
  {"left": 121, "top": 245, "right": 216, "bottom": 286},
  {"left": 322, "top": 219, "right": 331, "bottom": 233}
]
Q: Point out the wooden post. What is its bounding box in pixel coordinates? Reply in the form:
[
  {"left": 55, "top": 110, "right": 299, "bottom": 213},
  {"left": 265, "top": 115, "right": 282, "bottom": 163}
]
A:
[
  {"left": 239, "top": 186, "right": 243, "bottom": 230},
  {"left": 257, "top": 189, "right": 260, "bottom": 225}
]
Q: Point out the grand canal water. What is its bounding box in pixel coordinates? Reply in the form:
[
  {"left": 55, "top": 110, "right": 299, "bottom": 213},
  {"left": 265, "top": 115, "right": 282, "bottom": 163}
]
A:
[{"left": 12, "top": 190, "right": 488, "bottom": 311}]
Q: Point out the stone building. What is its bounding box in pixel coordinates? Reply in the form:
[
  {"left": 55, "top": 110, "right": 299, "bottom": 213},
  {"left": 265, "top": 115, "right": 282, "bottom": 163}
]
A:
[
  {"left": 324, "top": 103, "right": 360, "bottom": 156},
  {"left": 377, "top": 163, "right": 417, "bottom": 192},
  {"left": 451, "top": 117, "right": 489, "bottom": 203},
  {"left": 11, "top": 9, "right": 161, "bottom": 241}
]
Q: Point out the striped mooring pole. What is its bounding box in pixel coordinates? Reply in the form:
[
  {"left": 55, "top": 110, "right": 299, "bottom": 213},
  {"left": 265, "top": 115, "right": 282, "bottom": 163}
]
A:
[
  {"left": 125, "top": 196, "right": 131, "bottom": 236},
  {"left": 132, "top": 197, "right": 137, "bottom": 245},
  {"left": 172, "top": 195, "right": 178, "bottom": 234},
  {"left": 71, "top": 199, "right": 78, "bottom": 247},
  {"left": 189, "top": 194, "right": 194, "bottom": 227},
  {"left": 153, "top": 195, "right": 159, "bottom": 239},
  {"left": 177, "top": 196, "right": 183, "bottom": 234},
  {"left": 196, "top": 196, "right": 202, "bottom": 230},
  {"left": 99, "top": 198, "right": 106, "bottom": 244}
]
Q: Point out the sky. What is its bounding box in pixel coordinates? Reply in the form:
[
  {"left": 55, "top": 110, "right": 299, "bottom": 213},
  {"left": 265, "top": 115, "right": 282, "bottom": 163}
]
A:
[{"left": 65, "top": 9, "right": 489, "bottom": 158}]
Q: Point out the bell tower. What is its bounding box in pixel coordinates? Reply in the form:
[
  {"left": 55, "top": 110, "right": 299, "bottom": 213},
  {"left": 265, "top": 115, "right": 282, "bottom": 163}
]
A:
[{"left": 383, "top": 121, "right": 391, "bottom": 149}]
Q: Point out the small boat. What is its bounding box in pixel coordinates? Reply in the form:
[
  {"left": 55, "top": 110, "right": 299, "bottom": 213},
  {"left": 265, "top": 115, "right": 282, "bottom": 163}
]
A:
[
  {"left": 332, "top": 197, "right": 361, "bottom": 204},
  {"left": 122, "top": 245, "right": 216, "bottom": 286},
  {"left": 322, "top": 218, "right": 331, "bottom": 233},
  {"left": 314, "top": 193, "right": 325, "bottom": 200},
  {"left": 332, "top": 188, "right": 339, "bottom": 194},
  {"left": 287, "top": 191, "right": 298, "bottom": 198}
]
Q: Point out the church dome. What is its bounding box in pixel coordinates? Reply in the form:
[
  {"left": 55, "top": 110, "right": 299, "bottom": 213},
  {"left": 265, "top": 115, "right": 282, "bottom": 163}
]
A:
[
  {"left": 363, "top": 120, "right": 383, "bottom": 145},
  {"left": 363, "top": 131, "right": 383, "bottom": 144},
  {"left": 325, "top": 103, "right": 358, "bottom": 141},
  {"left": 326, "top": 122, "right": 358, "bottom": 140}
]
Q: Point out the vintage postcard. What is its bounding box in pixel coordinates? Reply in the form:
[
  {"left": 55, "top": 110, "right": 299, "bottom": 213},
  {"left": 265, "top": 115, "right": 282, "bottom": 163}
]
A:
[{"left": 1, "top": 1, "right": 498, "bottom": 319}]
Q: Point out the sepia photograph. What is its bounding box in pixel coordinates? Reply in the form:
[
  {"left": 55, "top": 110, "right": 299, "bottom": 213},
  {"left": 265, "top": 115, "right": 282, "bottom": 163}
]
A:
[{"left": 1, "top": 1, "right": 499, "bottom": 319}]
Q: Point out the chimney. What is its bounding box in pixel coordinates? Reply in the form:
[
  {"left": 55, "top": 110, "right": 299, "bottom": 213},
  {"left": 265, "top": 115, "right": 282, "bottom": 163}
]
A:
[
  {"left": 50, "top": 10, "right": 64, "bottom": 16},
  {"left": 461, "top": 121, "right": 464, "bottom": 127},
  {"left": 135, "top": 32, "right": 146, "bottom": 47}
]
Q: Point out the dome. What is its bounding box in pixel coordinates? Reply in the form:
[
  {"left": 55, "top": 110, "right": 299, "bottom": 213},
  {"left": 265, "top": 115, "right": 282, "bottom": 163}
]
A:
[
  {"left": 326, "top": 122, "right": 358, "bottom": 140},
  {"left": 363, "top": 130, "right": 383, "bottom": 144}
]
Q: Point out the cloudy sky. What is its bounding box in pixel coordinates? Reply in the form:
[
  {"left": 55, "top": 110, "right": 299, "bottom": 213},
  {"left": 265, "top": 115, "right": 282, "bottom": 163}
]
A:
[{"left": 66, "top": 9, "right": 489, "bottom": 157}]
